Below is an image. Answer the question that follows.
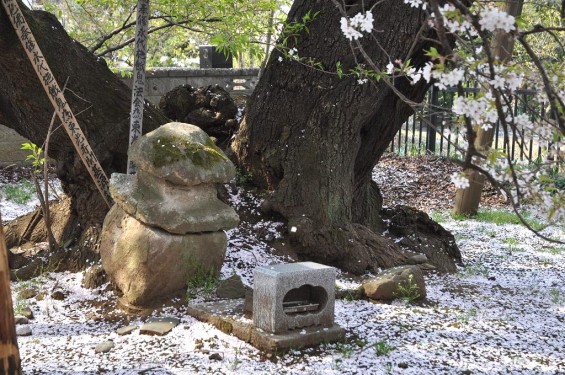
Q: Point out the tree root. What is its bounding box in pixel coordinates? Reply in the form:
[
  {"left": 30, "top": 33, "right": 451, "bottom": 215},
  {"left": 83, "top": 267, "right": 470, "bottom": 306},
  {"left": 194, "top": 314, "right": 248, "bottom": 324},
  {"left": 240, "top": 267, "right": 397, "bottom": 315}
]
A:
[
  {"left": 278, "top": 217, "right": 407, "bottom": 275},
  {"left": 6, "top": 197, "right": 101, "bottom": 281}
]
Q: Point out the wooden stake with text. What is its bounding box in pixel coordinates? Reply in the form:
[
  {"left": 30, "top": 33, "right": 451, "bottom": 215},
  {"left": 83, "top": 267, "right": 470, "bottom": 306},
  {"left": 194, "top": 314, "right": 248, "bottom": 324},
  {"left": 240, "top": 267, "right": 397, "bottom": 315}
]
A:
[{"left": 127, "top": 0, "right": 150, "bottom": 174}]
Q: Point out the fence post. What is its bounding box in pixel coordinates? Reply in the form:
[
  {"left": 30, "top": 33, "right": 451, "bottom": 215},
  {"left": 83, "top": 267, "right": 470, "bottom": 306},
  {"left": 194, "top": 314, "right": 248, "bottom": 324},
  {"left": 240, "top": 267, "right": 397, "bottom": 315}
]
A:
[{"left": 427, "top": 86, "right": 438, "bottom": 154}]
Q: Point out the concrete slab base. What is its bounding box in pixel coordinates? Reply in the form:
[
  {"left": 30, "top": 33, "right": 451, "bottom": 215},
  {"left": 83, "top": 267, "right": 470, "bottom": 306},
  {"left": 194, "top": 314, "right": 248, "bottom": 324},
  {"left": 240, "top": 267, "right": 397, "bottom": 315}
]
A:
[{"left": 187, "top": 299, "right": 345, "bottom": 352}]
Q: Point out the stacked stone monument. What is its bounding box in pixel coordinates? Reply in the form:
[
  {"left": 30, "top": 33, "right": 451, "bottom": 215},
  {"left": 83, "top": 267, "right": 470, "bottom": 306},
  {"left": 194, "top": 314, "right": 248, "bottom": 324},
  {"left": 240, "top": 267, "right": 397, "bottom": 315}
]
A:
[{"left": 100, "top": 122, "right": 239, "bottom": 306}]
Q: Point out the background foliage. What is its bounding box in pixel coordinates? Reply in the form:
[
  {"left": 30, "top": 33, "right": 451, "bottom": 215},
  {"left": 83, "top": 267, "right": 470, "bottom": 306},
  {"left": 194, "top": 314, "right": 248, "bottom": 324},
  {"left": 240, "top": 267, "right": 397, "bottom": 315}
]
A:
[{"left": 34, "top": 0, "right": 290, "bottom": 69}]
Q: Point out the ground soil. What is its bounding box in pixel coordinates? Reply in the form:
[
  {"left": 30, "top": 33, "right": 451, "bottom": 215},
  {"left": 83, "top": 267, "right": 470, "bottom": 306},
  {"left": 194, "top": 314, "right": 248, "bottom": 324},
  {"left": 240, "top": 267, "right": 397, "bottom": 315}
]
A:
[{"left": 373, "top": 153, "right": 508, "bottom": 211}]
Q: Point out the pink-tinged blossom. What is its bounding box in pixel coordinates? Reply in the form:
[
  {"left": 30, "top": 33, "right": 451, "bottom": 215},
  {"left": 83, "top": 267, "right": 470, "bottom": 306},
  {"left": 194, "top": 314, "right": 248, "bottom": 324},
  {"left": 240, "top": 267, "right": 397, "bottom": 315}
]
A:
[
  {"left": 489, "top": 75, "right": 505, "bottom": 90},
  {"left": 450, "top": 172, "right": 470, "bottom": 189},
  {"left": 478, "top": 7, "right": 515, "bottom": 33},
  {"left": 340, "top": 11, "right": 374, "bottom": 40},
  {"left": 404, "top": 0, "right": 426, "bottom": 9},
  {"left": 340, "top": 17, "right": 363, "bottom": 40},
  {"left": 505, "top": 72, "right": 523, "bottom": 91},
  {"left": 433, "top": 68, "right": 465, "bottom": 89}
]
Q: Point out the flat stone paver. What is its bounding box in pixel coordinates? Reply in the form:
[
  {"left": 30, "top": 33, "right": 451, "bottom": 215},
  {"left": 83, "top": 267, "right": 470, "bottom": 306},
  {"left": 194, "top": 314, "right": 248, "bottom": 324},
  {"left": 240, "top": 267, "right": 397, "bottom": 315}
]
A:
[
  {"left": 139, "top": 317, "right": 180, "bottom": 336},
  {"left": 116, "top": 325, "right": 138, "bottom": 336},
  {"left": 187, "top": 299, "right": 345, "bottom": 352}
]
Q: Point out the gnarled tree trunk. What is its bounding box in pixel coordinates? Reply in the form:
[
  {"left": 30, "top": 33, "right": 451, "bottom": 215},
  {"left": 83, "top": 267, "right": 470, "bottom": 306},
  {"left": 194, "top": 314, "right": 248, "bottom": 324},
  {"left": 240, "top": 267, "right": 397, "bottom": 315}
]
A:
[
  {"left": 232, "top": 0, "right": 444, "bottom": 273},
  {"left": 0, "top": 1, "right": 168, "bottom": 274}
]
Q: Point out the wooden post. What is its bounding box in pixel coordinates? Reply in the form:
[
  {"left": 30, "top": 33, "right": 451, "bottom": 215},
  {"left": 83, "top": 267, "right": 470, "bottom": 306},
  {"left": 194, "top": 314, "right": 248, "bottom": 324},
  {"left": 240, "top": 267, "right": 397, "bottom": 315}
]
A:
[
  {"left": 0, "top": 210, "right": 22, "bottom": 375},
  {"left": 127, "top": 0, "right": 150, "bottom": 175},
  {"left": 454, "top": 0, "right": 524, "bottom": 215},
  {"left": 1, "top": 0, "right": 112, "bottom": 208}
]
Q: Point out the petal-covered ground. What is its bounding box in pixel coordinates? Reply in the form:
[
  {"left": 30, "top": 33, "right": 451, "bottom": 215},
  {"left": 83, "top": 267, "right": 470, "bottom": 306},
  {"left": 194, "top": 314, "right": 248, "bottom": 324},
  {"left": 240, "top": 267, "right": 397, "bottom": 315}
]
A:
[{"left": 3, "top": 156, "right": 565, "bottom": 374}]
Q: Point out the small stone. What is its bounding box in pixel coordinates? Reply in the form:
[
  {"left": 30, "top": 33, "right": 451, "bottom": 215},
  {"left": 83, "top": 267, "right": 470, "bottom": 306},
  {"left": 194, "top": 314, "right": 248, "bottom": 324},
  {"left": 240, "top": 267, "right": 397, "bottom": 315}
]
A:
[
  {"left": 95, "top": 340, "right": 115, "bottom": 353},
  {"left": 14, "top": 315, "right": 29, "bottom": 325},
  {"left": 18, "top": 288, "right": 38, "bottom": 300},
  {"left": 16, "top": 325, "right": 32, "bottom": 336},
  {"left": 195, "top": 339, "right": 204, "bottom": 350},
  {"left": 208, "top": 353, "right": 222, "bottom": 361},
  {"left": 117, "top": 325, "right": 138, "bottom": 336},
  {"left": 140, "top": 317, "right": 180, "bottom": 336},
  {"left": 406, "top": 254, "right": 428, "bottom": 265},
  {"left": 419, "top": 263, "right": 436, "bottom": 271},
  {"left": 51, "top": 290, "right": 66, "bottom": 300},
  {"left": 20, "top": 307, "right": 34, "bottom": 319},
  {"left": 216, "top": 274, "right": 246, "bottom": 299},
  {"left": 35, "top": 292, "right": 46, "bottom": 301},
  {"left": 362, "top": 265, "right": 426, "bottom": 301},
  {"left": 82, "top": 265, "right": 107, "bottom": 289},
  {"left": 398, "top": 362, "right": 409, "bottom": 369}
]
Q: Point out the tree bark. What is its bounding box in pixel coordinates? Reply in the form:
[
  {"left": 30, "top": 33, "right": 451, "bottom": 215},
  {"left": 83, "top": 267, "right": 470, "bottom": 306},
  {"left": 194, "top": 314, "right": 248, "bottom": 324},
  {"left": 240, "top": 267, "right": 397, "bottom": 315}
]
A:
[
  {"left": 232, "top": 0, "right": 438, "bottom": 273},
  {"left": 0, "top": 1, "right": 169, "bottom": 271},
  {"left": 0, "top": 211, "right": 22, "bottom": 374}
]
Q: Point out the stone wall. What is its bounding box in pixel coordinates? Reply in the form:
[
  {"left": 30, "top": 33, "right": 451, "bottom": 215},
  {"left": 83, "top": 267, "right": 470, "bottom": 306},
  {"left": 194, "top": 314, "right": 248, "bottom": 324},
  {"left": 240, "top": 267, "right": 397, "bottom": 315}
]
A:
[
  {"left": 0, "top": 68, "right": 260, "bottom": 165},
  {"left": 121, "top": 68, "right": 260, "bottom": 105}
]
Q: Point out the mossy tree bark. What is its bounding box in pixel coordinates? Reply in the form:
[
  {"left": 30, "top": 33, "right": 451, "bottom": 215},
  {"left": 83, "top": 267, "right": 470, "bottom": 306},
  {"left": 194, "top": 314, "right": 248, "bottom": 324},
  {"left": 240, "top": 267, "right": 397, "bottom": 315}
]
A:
[
  {"left": 232, "top": 0, "right": 439, "bottom": 274},
  {"left": 0, "top": 1, "right": 169, "bottom": 273}
]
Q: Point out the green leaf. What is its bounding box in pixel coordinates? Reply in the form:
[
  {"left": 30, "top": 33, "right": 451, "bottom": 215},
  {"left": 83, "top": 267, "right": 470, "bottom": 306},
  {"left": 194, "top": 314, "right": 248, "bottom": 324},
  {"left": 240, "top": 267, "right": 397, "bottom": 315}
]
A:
[
  {"left": 425, "top": 47, "right": 441, "bottom": 59},
  {"left": 336, "top": 61, "right": 343, "bottom": 79}
]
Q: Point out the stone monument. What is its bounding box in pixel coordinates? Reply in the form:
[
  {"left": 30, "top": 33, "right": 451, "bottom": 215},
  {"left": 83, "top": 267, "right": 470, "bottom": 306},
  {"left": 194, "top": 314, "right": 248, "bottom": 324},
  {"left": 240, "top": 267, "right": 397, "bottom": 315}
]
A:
[{"left": 100, "top": 122, "right": 239, "bottom": 306}]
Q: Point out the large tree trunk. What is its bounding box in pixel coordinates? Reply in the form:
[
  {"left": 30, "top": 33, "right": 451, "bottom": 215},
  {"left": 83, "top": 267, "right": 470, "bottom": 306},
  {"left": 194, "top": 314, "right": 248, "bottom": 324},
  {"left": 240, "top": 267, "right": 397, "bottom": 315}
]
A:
[
  {"left": 232, "top": 1, "right": 440, "bottom": 273},
  {"left": 0, "top": 1, "right": 168, "bottom": 273}
]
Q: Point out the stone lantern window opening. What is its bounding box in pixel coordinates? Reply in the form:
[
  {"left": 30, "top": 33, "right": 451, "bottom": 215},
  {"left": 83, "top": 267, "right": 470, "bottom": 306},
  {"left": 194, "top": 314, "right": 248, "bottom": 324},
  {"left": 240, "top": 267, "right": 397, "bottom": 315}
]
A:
[{"left": 282, "top": 284, "right": 328, "bottom": 315}]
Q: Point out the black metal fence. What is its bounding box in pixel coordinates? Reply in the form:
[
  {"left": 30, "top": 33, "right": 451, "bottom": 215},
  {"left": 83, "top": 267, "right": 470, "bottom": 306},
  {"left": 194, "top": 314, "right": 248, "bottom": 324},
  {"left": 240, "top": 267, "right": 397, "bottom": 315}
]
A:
[{"left": 389, "top": 86, "right": 551, "bottom": 161}]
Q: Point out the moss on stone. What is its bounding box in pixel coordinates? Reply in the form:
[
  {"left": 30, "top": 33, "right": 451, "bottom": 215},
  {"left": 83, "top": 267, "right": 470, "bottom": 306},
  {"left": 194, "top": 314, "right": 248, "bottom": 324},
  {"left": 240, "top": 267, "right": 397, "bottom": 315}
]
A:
[{"left": 151, "top": 136, "right": 228, "bottom": 169}]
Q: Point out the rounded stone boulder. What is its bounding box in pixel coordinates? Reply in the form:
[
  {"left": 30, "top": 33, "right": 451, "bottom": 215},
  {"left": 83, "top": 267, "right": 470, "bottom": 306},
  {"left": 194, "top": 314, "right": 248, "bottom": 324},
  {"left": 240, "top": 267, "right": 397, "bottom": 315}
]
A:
[
  {"left": 129, "top": 122, "right": 235, "bottom": 186},
  {"left": 362, "top": 265, "right": 426, "bottom": 301},
  {"left": 100, "top": 205, "right": 227, "bottom": 306}
]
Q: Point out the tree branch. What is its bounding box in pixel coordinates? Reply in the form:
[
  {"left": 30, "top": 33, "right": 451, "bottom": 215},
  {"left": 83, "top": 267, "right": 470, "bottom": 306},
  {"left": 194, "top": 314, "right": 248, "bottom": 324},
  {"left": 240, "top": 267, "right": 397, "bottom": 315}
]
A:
[{"left": 93, "top": 17, "right": 221, "bottom": 57}]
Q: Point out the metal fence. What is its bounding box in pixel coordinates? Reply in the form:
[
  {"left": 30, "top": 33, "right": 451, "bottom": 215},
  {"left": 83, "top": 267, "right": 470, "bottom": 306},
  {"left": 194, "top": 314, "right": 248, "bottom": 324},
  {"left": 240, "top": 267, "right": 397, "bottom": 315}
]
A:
[{"left": 389, "top": 86, "right": 551, "bottom": 161}]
